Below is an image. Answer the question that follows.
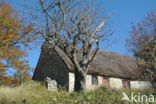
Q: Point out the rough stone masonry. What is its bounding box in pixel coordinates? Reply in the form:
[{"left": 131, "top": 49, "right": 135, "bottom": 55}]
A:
[{"left": 45, "top": 77, "right": 57, "bottom": 91}]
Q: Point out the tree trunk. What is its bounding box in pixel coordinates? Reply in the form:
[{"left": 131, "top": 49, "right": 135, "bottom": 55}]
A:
[
  {"left": 150, "top": 76, "right": 156, "bottom": 94},
  {"left": 151, "top": 80, "right": 156, "bottom": 94},
  {"left": 74, "top": 68, "right": 86, "bottom": 92}
]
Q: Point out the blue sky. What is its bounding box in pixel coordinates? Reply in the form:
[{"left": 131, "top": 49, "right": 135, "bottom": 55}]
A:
[{"left": 5, "top": 0, "right": 156, "bottom": 69}]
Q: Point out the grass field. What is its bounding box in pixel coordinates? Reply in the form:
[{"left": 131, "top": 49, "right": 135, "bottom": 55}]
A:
[{"left": 0, "top": 81, "right": 155, "bottom": 104}]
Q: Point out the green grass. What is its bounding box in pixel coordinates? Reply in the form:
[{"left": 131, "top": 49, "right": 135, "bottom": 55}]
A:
[{"left": 0, "top": 81, "right": 155, "bottom": 104}]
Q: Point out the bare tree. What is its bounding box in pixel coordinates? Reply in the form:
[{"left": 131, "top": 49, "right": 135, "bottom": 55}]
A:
[{"left": 34, "top": 0, "right": 112, "bottom": 91}]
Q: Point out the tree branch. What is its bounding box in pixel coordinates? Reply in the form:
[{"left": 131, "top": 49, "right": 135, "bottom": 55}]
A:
[
  {"left": 39, "top": 0, "right": 56, "bottom": 22},
  {"left": 86, "top": 42, "right": 99, "bottom": 69},
  {"left": 91, "top": 12, "right": 114, "bottom": 38},
  {"left": 56, "top": 0, "right": 65, "bottom": 33}
]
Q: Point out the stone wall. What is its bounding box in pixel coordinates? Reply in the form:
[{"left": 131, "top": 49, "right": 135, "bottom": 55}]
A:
[
  {"left": 130, "top": 81, "right": 153, "bottom": 89},
  {"left": 86, "top": 75, "right": 92, "bottom": 89},
  {"left": 68, "top": 73, "right": 93, "bottom": 91},
  {"left": 68, "top": 72, "right": 104, "bottom": 91},
  {"left": 69, "top": 73, "right": 75, "bottom": 92},
  {"left": 108, "top": 78, "right": 153, "bottom": 90},
  {"left": 98, "top": 76, "right": 103, "bottom": 87},
  {"left": 33, "top": 49, "right": 69, "bottom": 90},
  {"left": 109, "top": 78, "right": 123, "bottom": 89},
  {"left": 68, "top": 73, "right": 153, "bottom": 91},
  {"left": 44, "top": 77, "right": 57, "bottom": 91}
]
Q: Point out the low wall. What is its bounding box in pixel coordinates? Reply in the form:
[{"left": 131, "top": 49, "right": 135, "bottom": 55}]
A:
[
  {"left": 68, "top": 72, "right": 104, "bottom": 91},
  {"left": 69, "top": 73, "right": 153, "bottom": 91},
  {"left": 86, "top": 74, "right": 92, "bottom": 89},
  {"left": 98, "top": 76, "right": 103, "bottom": 87},
  {"left": 130, "top": 81, "right": 153, "bottom": 89},
  {"left": 109, "top": 78, "right": 123, "bottom": 89},
  {"left": 69, "top": 73, "right": 75, "bottom": 92}
]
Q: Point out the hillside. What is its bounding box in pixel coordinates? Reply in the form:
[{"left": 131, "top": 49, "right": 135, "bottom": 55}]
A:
[{"left": 0, "top": 81, "right": 154, "bottom": 104}]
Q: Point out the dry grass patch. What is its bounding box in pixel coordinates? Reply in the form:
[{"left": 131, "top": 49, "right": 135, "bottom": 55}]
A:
[{"left": 0, "top": 81, "right": 155, "bottom": 104}]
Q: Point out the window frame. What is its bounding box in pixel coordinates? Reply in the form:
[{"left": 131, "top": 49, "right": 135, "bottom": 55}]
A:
[
  {"left": 92, "top": 75, "right": 98, "bottom": 86},
  {"left": 122, "top": 79, "right": 130, "bottom": 89}
]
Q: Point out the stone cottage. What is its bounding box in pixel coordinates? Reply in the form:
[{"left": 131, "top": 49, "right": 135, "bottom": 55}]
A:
[{"left": 33, "top": 45, "right": 152, "bottom": 92}]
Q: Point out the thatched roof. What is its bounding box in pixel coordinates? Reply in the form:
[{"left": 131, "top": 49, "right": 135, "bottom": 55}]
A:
[{"left": 54, "top": 46, "right": 142, "bottom": 80}]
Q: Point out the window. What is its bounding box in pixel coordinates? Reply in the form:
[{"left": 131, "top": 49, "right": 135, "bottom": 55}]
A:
[
  {"left": 92, "top": 75, "right": 98, "bottom": 86},
  {"left": 102, "top": 77, "right": 109, "bottom": 86},
  {"left": 122, "top": 80, "right": 130, "bottom": 89}
]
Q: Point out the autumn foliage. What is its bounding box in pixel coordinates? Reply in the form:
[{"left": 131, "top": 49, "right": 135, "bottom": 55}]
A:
[
  {"left": 0, "top": 1, "right": 36, "bottom": 86},
  {"left": 127, "top": 11, "right": 156, "bottom": 89}
]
